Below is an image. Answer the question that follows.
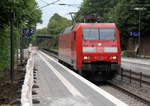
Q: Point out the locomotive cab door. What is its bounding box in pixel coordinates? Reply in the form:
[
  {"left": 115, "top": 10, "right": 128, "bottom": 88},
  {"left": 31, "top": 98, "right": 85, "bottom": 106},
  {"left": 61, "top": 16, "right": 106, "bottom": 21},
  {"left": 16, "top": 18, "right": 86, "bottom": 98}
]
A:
[{"left": 71, "top": 31, "right": 76, "bottom": 69}]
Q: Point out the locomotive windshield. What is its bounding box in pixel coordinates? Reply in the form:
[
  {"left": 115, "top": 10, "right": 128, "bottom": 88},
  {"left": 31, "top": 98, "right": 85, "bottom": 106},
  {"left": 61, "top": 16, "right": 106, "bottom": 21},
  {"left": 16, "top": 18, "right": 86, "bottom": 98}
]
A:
[{"left": 83, "top": 28, "right": 116, "bottom": 40}]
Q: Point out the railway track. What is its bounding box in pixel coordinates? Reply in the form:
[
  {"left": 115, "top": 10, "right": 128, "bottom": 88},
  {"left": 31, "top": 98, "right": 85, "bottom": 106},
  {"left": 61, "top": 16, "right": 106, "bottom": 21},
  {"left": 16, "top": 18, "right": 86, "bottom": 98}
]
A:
[
  {"left": 42, "top": 49, "right": 150, "bottom": 106},
  {"left": 119, "top": 69, "right": 150, "bottom": 86},
  {"left": 107, "top": 81, "right": 150, "bottom": 106},
  {"left": 99, "top": 83, "right": 149, "bottom": 106}
]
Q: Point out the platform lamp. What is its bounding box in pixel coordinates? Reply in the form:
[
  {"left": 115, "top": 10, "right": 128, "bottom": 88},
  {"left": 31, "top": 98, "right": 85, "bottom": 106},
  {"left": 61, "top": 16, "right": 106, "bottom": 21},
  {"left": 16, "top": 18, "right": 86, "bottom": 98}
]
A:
[{"left": 133, "top": 7, "right": 147, "bottom": 54}]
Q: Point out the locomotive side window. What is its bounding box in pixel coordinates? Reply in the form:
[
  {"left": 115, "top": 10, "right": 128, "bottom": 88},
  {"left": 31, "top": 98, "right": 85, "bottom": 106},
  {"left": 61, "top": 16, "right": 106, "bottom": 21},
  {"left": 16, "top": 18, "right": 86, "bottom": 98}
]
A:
[
  {"left": 74, "top": 32, "right": 76, "bottom": 40},
  {"left": 83, "top": 28, "right": 99, "bottom": 40},
  {"left": 99, "top": 28, "right": 116, "bottom": 40}
]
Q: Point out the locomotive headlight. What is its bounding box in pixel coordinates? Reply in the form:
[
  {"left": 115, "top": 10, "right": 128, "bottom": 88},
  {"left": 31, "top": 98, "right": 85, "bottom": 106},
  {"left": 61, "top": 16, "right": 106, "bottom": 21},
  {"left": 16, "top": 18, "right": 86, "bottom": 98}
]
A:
[
  {"left": 84, "top": 56, "right": 90, "bottom": 59},
  {"left": 112, "top": 56, "right": 117, "bottom": 59},
  {"left": 109, "top": 56, "right": 117, "bottom": 59},
  {"left": 98, "top": 43, "right": 102, "bottom": 46},
  {"left": 84, "top": 56, "right": 88, "bottom": 59}
]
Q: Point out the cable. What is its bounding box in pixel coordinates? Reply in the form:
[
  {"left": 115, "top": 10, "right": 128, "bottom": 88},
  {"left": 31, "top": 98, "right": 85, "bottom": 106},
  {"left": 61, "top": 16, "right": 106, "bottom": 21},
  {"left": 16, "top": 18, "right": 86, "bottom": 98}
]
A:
[
  {"left": 40, "top": 0, "right": 49, "bottom": 5},
  {"left": 57, "top": 3, "right": 80, "bottom": 8},
  {"left": 39, "top": 0, "right": 61, "bottom": 9}
]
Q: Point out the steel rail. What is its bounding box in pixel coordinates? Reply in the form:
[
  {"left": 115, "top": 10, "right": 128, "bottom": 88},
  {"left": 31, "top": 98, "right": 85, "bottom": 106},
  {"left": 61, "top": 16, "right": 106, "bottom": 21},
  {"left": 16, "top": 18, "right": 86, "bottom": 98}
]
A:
[
  {"left": 120, "top": 69, "right": 150, "bottom": 86},
  {"left": 108, "top": 81, "right": 150, "bottom": 105}
]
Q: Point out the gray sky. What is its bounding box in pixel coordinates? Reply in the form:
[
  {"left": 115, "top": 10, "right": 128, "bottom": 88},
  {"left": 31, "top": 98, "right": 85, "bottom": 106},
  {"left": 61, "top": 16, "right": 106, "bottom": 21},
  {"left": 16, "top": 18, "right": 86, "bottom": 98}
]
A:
[{"left": 36, "top": 0, "right": 83, "bottom": 29}]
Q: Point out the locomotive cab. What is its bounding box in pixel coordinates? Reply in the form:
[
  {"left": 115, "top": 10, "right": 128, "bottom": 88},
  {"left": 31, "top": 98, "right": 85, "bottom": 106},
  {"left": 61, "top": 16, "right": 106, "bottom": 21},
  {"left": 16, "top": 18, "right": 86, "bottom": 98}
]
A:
[
  {"left": 78, "top": 24, "right": 121, "bottom": 79},
  {"left": 58, "top": 23, "right": 121, "bottom": 80}
]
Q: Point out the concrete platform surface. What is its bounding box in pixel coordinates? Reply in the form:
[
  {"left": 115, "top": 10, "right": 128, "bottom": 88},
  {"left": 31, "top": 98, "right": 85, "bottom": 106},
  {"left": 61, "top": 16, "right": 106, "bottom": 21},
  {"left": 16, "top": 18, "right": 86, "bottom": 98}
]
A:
[
  {"left": 33, "top": 51, "right": 128, "bottom": 106},
  {"left": 122, "top": 57, "right": 150, "bottom": 65},
  {"left": 122, "top": 57, "right": 150, "bottom": 75}
]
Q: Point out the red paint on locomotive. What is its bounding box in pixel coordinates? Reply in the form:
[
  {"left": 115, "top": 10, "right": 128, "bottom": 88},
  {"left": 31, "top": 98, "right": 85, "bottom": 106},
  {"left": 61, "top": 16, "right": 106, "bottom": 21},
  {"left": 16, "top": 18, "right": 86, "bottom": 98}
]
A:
[{"left": 58, "top": 23, "right": 121, "bottom": 77}]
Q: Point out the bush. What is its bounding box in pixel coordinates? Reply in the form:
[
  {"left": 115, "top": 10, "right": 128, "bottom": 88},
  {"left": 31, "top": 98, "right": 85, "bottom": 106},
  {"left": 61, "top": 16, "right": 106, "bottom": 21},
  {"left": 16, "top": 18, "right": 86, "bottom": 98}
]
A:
[
  {"left": 122, "top": 50, "right": 137, "bottom": 57},
  {"left": 0, "top": 26, "right": 10, "bottom": 72}
]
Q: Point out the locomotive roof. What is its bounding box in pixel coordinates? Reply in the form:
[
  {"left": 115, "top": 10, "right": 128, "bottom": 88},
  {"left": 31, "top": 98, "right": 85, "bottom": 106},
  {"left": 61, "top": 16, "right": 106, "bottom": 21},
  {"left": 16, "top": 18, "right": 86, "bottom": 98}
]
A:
[
  {"left": 61, "top": 23, "right": 116, "bottom": 35},
  {"left": 76, "top": 23, "right": 116, "bottom": 28}
]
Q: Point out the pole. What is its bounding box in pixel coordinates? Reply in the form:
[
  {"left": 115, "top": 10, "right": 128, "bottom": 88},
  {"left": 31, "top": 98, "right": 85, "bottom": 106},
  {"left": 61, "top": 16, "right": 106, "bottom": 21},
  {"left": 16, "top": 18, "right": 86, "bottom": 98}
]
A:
[
  {"left": 121, "top": 68, "right": 123, "bottom": 80},
  {"left": 138, "top": 10, "right": 141, "bottom": 50},
  {"left": 129, "top": 70, "right": 132, "bottom": 83},
  {"left": 20, "top": 25, "right": 24, "bottom": 65},
  {"left": 134, "top": 7, "right": 147, "bottom": 54},
  {"left": 10, "top": 9, "right": 15, "bottom": 82},
  {"left": 140, "top": 72, "right": 142, "bottom": 87},
  {"left": 10, "top": 0, "right": 16, "bottom": 82}
]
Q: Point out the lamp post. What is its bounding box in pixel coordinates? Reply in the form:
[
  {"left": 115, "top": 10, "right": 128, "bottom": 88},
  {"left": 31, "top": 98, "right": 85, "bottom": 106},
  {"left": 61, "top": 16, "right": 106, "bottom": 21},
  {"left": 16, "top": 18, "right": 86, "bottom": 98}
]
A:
[{"left": 133, "top": 7, "right": 147, "bottom": 53}]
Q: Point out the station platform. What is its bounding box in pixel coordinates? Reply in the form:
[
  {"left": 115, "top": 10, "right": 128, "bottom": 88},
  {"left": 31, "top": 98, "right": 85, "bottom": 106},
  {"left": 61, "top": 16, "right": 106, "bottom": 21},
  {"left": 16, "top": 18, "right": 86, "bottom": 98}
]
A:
[
  {"left": 122, "top": 57, "right": 150, "bottom": 75},
  {"left": 33, "top": 51, "right": 128, "bottom": 106}
]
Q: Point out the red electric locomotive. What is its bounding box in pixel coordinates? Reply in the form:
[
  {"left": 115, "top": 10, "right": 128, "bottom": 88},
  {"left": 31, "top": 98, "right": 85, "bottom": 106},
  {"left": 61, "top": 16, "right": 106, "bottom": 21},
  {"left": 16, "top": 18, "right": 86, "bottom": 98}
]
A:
[{"left": 58, "top": 23, "right": 121, "bottom": 80}]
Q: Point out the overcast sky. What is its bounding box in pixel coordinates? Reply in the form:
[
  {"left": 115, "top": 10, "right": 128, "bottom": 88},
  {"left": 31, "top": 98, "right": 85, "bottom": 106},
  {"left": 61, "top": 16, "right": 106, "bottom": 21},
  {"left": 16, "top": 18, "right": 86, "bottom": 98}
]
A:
[{"left": 35, "top": 0, "right": 83, "bottom": 29}]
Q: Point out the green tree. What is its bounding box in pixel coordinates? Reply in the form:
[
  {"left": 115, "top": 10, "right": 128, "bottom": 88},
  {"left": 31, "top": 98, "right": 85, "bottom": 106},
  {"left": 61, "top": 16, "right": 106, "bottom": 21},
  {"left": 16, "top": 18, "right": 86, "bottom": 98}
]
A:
[
  {"left": 34, "top": 13, "right": 72, "bottom": 50},
  {"left": 36, "top": 28, "right": 48, "bottom": 35},
  {"left": 107, "top": 0, "right": 150, "bottom": 49},
  {"left": 47, "top": 13, "right": 72, "bottom": 34},
  {"left": 0, "top": 0, "right": 42, "bottom": 72},
  {"left": 76, "top": 0, "right": 118, "bottom": 22},
  {"left": 76, "top": 0, "right": 150, "bottom": 50},
  {"left": 0, "top": 27, "right": 10, "bottom": 72}
]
